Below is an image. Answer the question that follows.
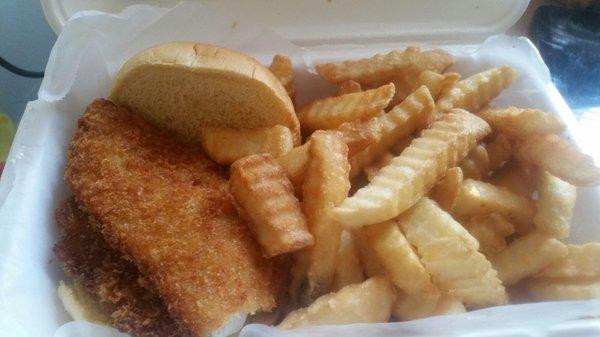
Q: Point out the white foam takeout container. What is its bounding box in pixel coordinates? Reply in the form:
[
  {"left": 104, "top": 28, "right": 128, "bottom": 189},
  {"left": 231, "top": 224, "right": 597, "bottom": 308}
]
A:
[{"left": 1, "top": 1, "right": 600, "bottom": 336}]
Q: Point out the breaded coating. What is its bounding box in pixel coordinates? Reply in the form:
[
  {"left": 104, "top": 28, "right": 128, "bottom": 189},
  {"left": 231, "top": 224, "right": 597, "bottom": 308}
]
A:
[
  {"left": 65, "top": 99, "right": 280, "bottom": 336},
  {"left": 54, "top": 198, "right": 193, "bottom": 337}
]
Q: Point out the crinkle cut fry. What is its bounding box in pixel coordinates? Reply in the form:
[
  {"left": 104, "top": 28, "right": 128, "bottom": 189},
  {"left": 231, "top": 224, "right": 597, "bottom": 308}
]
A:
[{"left": 333, "top": 108, "right": 490, "bottom": 228}]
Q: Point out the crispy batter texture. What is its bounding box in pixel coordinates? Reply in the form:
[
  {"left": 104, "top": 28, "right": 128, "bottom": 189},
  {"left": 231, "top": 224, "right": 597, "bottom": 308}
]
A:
[
  {"left": 54, "top": 198, "right": 193, "bottom": 337},
  {"left": 65, "top": 99, "right": 280, "bottom": 336}
]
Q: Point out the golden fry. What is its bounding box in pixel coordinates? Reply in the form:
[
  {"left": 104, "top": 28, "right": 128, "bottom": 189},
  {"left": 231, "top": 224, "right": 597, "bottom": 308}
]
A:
[
  {"left": 534, "top": 243, "right": 600, "bottom": 279},
  {"left": 353, "top": 231, "right": 387, "bottom": 277},
  {"left": 298, "top": 83, "right": 395, "bottom": 132},
  {"left": 333, "top": 231, "right": 365, "bottom": 291},
  {"left": 334, "top": 109, "right": 490, "bottom": 228},
  {"left": 487, "top": 160, "right": 538, "bottom": 197},
  {"left": 523, "top": 278, "right": 600, "bottom": 301},
  {"left": 363, "top": 151, "right": 394, "bottom": 181},
  {"left": 452, "top": 179, "right": 535, "bottom": 234},
  {"left": 230, "top": 154, "right": 313, "bottom": 257},
  {"left": 276, "top": 144, "right": 310, "bottom": 187},
  {"left": 430, "top": 167, "right": 464, "bottom": 212},
  {"left": 349, "top": 86, "right": 434, "bottom": 178},
  {"left": 464, "top": 213, "right": 515, "bottom": 256},
  {"left": 315, "top": 46, "right": 454, "bottom": 86},
  {"left": 533, "top": 171, "right": 576, "bottom": 238},
  {"left": 490, "top": 232, "right": 567, "bottom": 286},
  {"left": 458, "top": 145, "right": 490, "bottom": 180},
  {"left": 479, "top": 107, "right": 565, "bottom": 139},
  {"left": 200, "top": 125, "right": 294, "bottom": 165},
  {"left": 362, "top": 220, "right": 438, "bottom": 294},
  {"left": 485, "top": 133, "right": 511, "bottom": 172},
  {"left": 338, "top": 80, "right": 362, "bottom": 95},
  {"left": 279, "top": 276, "right": 396, "bottom": 329},
  {"left": 398, "top": 198, "right": 508, "bottom": 308},
  {"left": 435, "top": 66, "right": 518, "bottom": 114},
  {"left": 412, "top": 71, "right": 461, "bottom": 99},
  {"left": 515, "top": 134, "right": 600, "bottom": 186},
  {"left": 393, "top": 291, "right": 465, "bottom": 321},
  {"left": 299, "top": 131, "right": 351, "bottom": 301},
  {"left": 269, "top": 54, "right": 295, "bottom": 101}
]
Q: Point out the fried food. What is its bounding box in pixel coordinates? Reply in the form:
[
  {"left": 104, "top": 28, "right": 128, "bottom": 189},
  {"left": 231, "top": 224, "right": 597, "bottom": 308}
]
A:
[
  {"left": 298, "top": 83, "right": 395, "bottom": 132},
  {"left": 269, "top": 54, "right": 295, "bottom": 101},
  {"left": 349, "top": 86, "right": 434, "bottom": 178},
  {"left": 485, "top": 133, "right": 511, "bottom": 171},
  {"left": 479, "top": 107, "right": 565, "bottom": 139},
  {"left": 362, "top": 219, "right": 438, "bottom": 294},
  {"left": 452, "top": 179, "right": 536, "bottom": 234},
  {"left": 398, "top": 198, "right": 508, "bottom": 308},
  {"left": 458, "top": 145, "right": 490, "bottom": 180},
  {"left": 523, "top": 278, "right": 600, "bottom": 301},
  {"left": 464, "top": 213, "right": 515, "bottom": 256},
  {"left": 332, "top": 231, "right": 365, "bottom": 291},
  {"left": 338, "top": 80, "right": 362, "bottom": 95},
  {"left": 230, "top": 154, "right": 313, "bottom": 257},
  {"left": 514, "top": 134, "right": 600, "bottom": 186},
  {"left": 435, "top": 66, "right": 517, "bottom": 114},
  {"left": 279, "top": 276, "right": 395, "bottom": 329},
  {"left": 334, "top": 109, "right": 490, "bottom": 228},
  {"left": 490, "top": 232, "right": 567, "bottom": 286},
  {"left": 408, "top": 71, "right": 461, "bottom": 102},
  {"left": 429, "top": 167, "right": 463, "bottom": 212},
  {"left": 533, "top": 171, "right": 576, "bottom": 238},
  {"left": 363, "top": 151, "right": 394, "bottom": 181},
  {"left": 315, "top": 47, "right": 454, "bottom": 87},
  {"left": 393, "top": 291, "right": 465, "bottom": 321},
  {"left": 297, "top": 131, "right": 351, "bottom": 302},
  {"left": 65, "top": 99, "right": 280, "bottom": 336},
  {"left": 200, "top": 125, "right": 294, "bottom": 165},
  {"left": 54, "top": 198, "right": 193, "bottom": 337},
  {"left": 487, "top": 160, "right": 538, "bottom": 197},
  {"left": 534, "top": 243, "right": 600, "bottom": 279}
]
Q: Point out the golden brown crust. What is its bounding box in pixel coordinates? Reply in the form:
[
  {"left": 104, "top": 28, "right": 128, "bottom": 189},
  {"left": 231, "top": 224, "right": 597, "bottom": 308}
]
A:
[
  {"left": 65, "top": 99, "right": 280, "bottom": 336},
  {"left": 54, "top": 198, "right": 193, "bottom": 337}
]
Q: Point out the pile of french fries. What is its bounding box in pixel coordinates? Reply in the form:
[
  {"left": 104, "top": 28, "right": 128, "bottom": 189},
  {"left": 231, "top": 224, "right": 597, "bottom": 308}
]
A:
[{"left": 201, "top": 47, "right": 600, "bottom": 329}]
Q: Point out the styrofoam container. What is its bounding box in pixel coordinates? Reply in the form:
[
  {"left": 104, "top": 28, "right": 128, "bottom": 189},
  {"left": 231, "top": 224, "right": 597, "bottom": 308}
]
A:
[{"left": 2, "top": 1, "right": 600, "bottom": 337}]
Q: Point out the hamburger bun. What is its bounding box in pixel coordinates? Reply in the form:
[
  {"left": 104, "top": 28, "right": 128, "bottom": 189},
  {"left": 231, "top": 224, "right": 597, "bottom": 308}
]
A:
[{"left": 110, "top": 42, "right": 300, "bottom": 144}]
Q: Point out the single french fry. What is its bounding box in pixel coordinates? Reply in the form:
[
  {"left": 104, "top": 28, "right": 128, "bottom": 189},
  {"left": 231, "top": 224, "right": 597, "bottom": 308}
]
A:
[
  {"left": 315, "top": 46, "right": 454, "bottom": 87},
  {"left": 515, "top": 134, "right": 600, "bottom": 186},
  {"left": 533, "top": 171, "right": 576, "bottom": 238},
  {"left": 299, "top": 83, "right": 395, "bottom": 133},
  {"left": 276, "top": 144, "right": 311, "bottom": 187},
  {"left": 490, "top": 232, "right": 567, "bottom": 286},
  {"left": 398, "top": 198, "right": 508, "bottom": 308},
  {"left": 534, "top": 243, "right": 600, "bottom": 279},
  {"left": 349, "top": 86, "right": 434, "bottom": 178},
  {"left": 279, "top": 276, "right": 396, "bottom": 329},
  {"left": 200, "top": 125, "right": 294, "bottom": 165},
  {"left": 437, "top": 72, "right": 462, "bottom": 98},
  {"left": 299, "top": 131, "right": 351, "bottom": 302},
  {"left": 332, "top": 231, "right": 365, "bottom": 291},
  {"left": 393, "top": 290, "right": 465, "bottom": 321},
  {"left": 230, "top": 154, "right": 313, "bottom": 257},
  {"left": 486, "top": 133, "right": 512, "bottom": 172},
  {"left": 464, "top": 213, "right": 515, "bottom": 256},
  {"left": 334, "top": 109, "right": 490, "bottom": 228},
  {"left": 435, "top": 66, "right": 518, "bottom": 114},
  {"left": 523, "top": 278, "right": 600, "bottom": 301},
  {"left": 452, "top": 179, "right": 536, "bottom": 234},
  {"left": 353, "top": 230, "right": 387, "bottom": 277},
  {"left": 487, "top": 160, "right": 538, "bottom": 197},
  {"left": 479, "top": 107, "right": 565, "bottom": 139},
  {"left": 363, "top": 151, "right": 394, "bottom": 181},
  {"left": 269, "top": 54, "right": 295, "bottom": 101},
  {"left": 430, "top": 167, "right": 464, "bottom": 212},
  {"left": 458, "top": 145, "right": 490, "bottom": 180},
  {"left": 362, "top": 219, "right": 438, "bottom": 294},
  {"left": 338, "top": 80, "right": 362, "bottom": 95}
]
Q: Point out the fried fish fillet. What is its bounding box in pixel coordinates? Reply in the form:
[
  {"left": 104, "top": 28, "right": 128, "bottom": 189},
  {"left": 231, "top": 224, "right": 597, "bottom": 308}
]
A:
[
  {"left": 54, "top": 198, "right": 193, "bottom": 337},
  {"left": 65, "top": 99, "right": 280, "bottom": 336}
]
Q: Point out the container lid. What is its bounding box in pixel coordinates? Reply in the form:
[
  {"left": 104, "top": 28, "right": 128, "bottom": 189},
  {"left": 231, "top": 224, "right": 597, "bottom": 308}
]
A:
[{"left": 43, "top": 0, "right": 529, "bottom": 45}]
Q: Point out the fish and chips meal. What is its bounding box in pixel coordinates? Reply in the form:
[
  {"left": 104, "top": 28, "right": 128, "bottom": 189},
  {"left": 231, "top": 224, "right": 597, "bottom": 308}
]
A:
[{"left": 54, "top": 41, "right": 600, "bottom": 337}]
